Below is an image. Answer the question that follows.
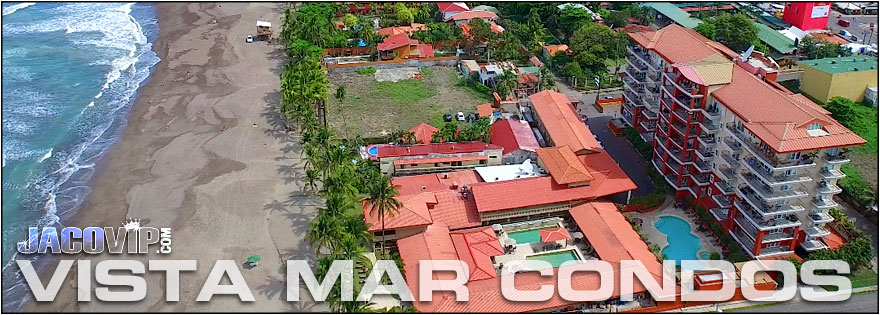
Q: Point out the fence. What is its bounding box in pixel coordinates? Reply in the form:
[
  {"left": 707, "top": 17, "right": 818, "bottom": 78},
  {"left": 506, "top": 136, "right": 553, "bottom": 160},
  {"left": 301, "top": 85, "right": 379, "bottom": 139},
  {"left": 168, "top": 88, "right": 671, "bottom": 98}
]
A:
[{"left": 325, "top": 56, "right": 459, "bottom": 74}]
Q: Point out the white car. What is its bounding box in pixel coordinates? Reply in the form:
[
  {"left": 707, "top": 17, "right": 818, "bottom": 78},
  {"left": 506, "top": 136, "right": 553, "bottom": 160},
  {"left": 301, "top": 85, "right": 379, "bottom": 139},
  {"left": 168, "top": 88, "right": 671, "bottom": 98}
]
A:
[
  {"left": 246, "top": 35, "right": 254, "bottom": 43},
  {"left": 456, "top": 112, "right": 466, "bottom": 121}
]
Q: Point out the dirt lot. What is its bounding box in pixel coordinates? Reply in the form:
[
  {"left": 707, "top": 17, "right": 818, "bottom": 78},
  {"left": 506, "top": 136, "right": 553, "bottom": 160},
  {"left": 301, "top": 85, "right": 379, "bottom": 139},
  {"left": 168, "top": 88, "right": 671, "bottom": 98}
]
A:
[{"left": 326, "top": 66, "right": 491, "bottom": 139}]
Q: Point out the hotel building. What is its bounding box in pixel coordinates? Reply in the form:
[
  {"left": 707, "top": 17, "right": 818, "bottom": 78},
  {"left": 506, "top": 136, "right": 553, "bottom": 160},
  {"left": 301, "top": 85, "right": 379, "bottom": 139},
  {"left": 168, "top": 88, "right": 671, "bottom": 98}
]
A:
[{"left": 621, "top": 25, "right": 866, "bottom": 259}]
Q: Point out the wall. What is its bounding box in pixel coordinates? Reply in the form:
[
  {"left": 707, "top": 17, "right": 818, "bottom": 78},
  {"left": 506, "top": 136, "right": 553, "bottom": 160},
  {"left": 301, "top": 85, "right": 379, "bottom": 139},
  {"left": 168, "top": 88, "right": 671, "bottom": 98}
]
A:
[
  {"left": 782, "top": 2, "right": 831, "bottom": 31},
  {"left": 325, "top": 56, "right": 459, "bottom": 74},
  {"left": 828, "top": 70, "right": 879, "bottom": 103},
  {"left": 796, "top": 65, "right": 834, "bottom": 102}
]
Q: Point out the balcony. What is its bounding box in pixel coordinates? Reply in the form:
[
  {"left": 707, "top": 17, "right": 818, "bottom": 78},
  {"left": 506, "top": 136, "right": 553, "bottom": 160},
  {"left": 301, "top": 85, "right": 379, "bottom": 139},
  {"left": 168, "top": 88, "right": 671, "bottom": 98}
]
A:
[
  {"left": 695, "top": 147, "right": 714, "bottom": 160},
  {"left": 739, "top": 173, "right": 809, "bottom": 201},
  {"left": 736, "top": 188, "right": 805, "bottom": 217},
  {"left": 715, "top": 180, "right": 735, "bottom": 195},
  {"left": 625, "top": 55, "right": 649, "bottom": 71},
  {"left": 801, "top": 238, "right": 829, "bottom": 251},
  {"left": 763, "top": 231, "right": 796, "bottom": 242},
  {"left": 713, "top": 194, "right": 733, "bottom": 208},
  {"left": 626, "top": 46, "right": 653, "bottom": 67},
  {"left": 824, "top": 152, "right": 850, "bottom": 164},
  {"left": 757, "top": 246, "right": 794, "bottom": 257},
  {"left": 670, "top": 121, "right": 690, "bottom": 137},
  {"left": 727, "top": 126, "right": 817, "bottom": 170},
  {"left": 808, "top": 211, "right": 834, "bottom": 223},
  {"left": 817, "top": 182, "right": 842, "bottom": 194},
  {"left": 804, "top": 225, "right": 831, "bottom": 237},
  {"left": 694, "top": 158, "right": 712, "bottom": 173},
  {"left": 689, "top": 172, "right": 711, "bottom": 186},
  {"left": 701, "top": 106, "right": 721, "bottom": 121},
  {"left": 621, "top": 110, "right": 634, "bottom": 127},
  {"left": 663, "top": 72, "right": 704, "bottom": 98},
  {"left": 710, "top": 207, "right": 729, "bottom": 221},
  {"left": 639, "top": 131, "right": 654, "bottom": 143},
  {"left": 624, "top": 78, "right": 643, "bottom": 95},
  {"left": 730, "top": 228, "right": 757, "bottom": 256},
  {"left": 721, "top": 136, "right": 742, "bottom": 153},
  {"left": 640, "top": 107, "right": 658, "bottom": 120},
  {"left": 717, "top": 166, "right": 737, "bottom": 182},
  {"left": 667, "top": 134, "right": 686, "bottom": 150},
  {"left": 740, "top": 158, "right": 813, "bottom": 186},
  {"left": 812, "top": 197, "right": 839, "bottom": 209},
  {"left": 821, "top": 169, "right": 846, "bottom": 179},
  {"left": 740, "top": 208, "right": 802, "bottom": 231},
  {"left": 718, "top": 152, "right": 739, "bottom": 169},
  {"left": 673, "top": 94, "right": 699, "bottom": 111},
  {"left": 639, "top": 120, "right": 656, "bottom": 132},
  {"left": 699, "top": 120, "right": 720, "bottom": 134},
  {"left": 697, "top": 135, "right": 716, "bottom": 148},
  {"left": 670, "top": 106, "right": 691, "bottom": 123},
  {"left": 625, "top": 66, "right": 646, "bottom": 81}
]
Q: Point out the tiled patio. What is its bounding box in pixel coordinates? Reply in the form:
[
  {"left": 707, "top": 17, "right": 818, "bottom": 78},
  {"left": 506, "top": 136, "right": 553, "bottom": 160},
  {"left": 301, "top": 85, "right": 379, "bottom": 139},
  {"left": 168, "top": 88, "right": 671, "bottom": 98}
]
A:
[{"left": 628, "top": 202, "right": 724, "bottom": 259}]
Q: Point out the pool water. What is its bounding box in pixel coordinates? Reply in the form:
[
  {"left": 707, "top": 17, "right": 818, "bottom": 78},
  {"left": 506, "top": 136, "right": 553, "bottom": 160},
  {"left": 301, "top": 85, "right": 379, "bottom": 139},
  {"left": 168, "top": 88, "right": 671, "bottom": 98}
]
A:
[
  {"left": 508, "top": 229, "right": 542, "bottom": 244},
  {"left": 654, "top": 216, "right": 702, "bottom": 265},
  {"left": 700, "top": 252, "right": 711, "bottom": 260},
  {"left": 527, "top": 250, "right": 580, "bottom": 268}
]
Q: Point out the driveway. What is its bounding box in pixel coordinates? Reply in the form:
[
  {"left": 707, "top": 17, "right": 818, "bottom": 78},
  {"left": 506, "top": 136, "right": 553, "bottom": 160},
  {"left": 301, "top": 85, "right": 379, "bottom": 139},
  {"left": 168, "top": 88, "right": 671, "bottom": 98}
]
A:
[{"left": 555, "top": 81, "right": 656, "bottom": 197}]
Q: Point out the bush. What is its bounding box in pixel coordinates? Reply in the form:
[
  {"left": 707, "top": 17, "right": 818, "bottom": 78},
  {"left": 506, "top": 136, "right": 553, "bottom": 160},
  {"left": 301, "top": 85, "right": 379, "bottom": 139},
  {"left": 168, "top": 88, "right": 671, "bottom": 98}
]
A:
[
  {"left": 474, "top": 82, "right": 491, "bottom": 95},
  {"left": 356, "top": 67, "right": 377, "bottom": 74},
  {"left": 824, "top": 96, "right": 857, "bottom": 128},
  {"left": 829, "top": 208, "right": 864, "bottom": 239},
  {"left": 628, "top": 193, "right": 665, "bottom": 210},
  {"left": 621, "top": 127, "right": 653, "bottom": 159}
]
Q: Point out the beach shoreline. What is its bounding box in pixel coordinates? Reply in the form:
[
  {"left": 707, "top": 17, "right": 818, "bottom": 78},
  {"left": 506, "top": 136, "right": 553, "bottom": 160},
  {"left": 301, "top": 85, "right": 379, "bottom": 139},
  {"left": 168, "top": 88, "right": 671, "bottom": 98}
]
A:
[{"left": 25, "top": 3, "right": 324, "bottom": 312}]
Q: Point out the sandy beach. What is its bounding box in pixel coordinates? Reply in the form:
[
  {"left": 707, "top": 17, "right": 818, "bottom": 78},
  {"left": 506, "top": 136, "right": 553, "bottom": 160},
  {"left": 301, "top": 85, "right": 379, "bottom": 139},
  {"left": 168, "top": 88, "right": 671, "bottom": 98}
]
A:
[{"left": 27, "top": 3, "right": 325, "bottom": 312}]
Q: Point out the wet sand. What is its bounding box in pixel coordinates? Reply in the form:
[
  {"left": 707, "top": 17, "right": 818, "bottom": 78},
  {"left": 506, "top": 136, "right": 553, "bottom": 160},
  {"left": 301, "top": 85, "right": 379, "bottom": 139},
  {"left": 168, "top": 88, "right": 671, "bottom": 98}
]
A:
[{"left": 28, "top": 3, "right": 325, "bottom": 312}]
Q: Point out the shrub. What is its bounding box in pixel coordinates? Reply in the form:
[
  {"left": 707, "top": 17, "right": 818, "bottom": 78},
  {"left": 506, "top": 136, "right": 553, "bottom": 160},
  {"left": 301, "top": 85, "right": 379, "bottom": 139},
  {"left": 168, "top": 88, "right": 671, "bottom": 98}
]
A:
[
  {"left": 474, "top": 82, "right": 491, "bottom": 95},
  {"left": 628, "top": 192, "right": 666, "bottom": 210},
  {"left": 709, "top": 252, "right": 721, "bottom": 260},
  {"left": 356, "top": 67, "right": 377, "bottom": 74}
]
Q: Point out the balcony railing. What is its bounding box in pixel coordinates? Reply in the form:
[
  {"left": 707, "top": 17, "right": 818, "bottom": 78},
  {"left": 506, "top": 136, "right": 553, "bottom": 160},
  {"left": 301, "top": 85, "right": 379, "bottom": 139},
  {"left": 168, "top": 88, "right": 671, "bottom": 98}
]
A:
[
  {"left": 817, "top": 182, "right": 842, "bottom": 194},
  {"left": 625, "top": 66, "right": 646, "bottom": 81},
  {"left": 699, "top": 120, "right": 720, "bottom": 134},
  {"left": 621, "top": 110, "right": 635, "bottom": 127},
  {"left": 804, "top": 225, "right": 831, "bottom": 237},
  {"left": 821, "top": 169, "right": 846, "bottom": 179},
  {"left": 717, "top": 166, "right": 737, "bottom": 182},
  {"left": 727, "top": 125, "right": 817, "bottom": 170},
  {"left": 670, "top": 106, "right": 691, "bottom": 123},
  {"left": 812, "top": 198, "right": 838, "bottom": 209},
  {"left": 697, "top": 135, "right": 716, "bottom": 148},
  {"left": 663, "top": 72, "right": 704, "bottom": 98},
  {"left": 739, "top": 173, "right": 809, "bottom": 201},
  {"left": 710, "top": 207, "right": 729, "bottom": 221},
  {"left": 740, "top": 207, "right": 802, "bottom": 230},
  {"left": 824, "top": 152, "right": 850, "bottom": 164},
  {"left": 694, "top": 158, "right": 712, "bottom": 173},
  {"left": 639, "top": 120, "right": 656, "bottom": 132},
  {"left": 721, "top": 136, "right": 742, "bottom": 153},
  {"left": 713, "top": 194, "right": 733, "bottom": 208},
  {"left": 740, "top": 158, "right": 813, "bottom": 186},
  {"left": 641, "top": 107, "right": 658, "bottom": 120},
  {"left": 701, "top": 107, "right": 721, "bottom": 120},
  {"left": 763, "top": 231, "right": 796, "bottom": 242},
  {"left": 718, "top": 152, "right": 739, "bottom": 169},
  {"left": 625, "top": 55, "right": 649, "bottom": 71},
  {"left": 690, "top": 172, "right": 711, "bottom": 186},
  {"left": 715, "top": 180, "right": 735, "bottom": 195},
  {"left": 801, "top": 238, "right": 829, "bottom": 251},
  {"left": 695, "top": 147, "right": 714, "bottom": 161},
  {"left": 808, "top": 211, "right": 834, "bottom": 223},
  {"left": 736, "top": 188, "right": 805, "bottom": 217}
]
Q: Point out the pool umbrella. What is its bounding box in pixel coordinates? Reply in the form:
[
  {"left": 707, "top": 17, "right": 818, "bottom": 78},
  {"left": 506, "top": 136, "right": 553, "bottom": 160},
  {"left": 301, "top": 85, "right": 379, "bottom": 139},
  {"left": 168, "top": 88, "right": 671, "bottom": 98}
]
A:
[
  {"left": 247, "top": 255, "right": 261, "bottom": 264},
  {"left": 492, "top": 224, "right": 503, "bottom": 232}
]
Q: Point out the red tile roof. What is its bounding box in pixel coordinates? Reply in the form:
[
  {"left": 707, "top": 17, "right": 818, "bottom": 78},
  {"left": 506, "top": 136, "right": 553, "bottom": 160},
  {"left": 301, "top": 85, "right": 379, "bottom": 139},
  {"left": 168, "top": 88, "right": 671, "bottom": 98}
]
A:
[
  {"left": 529, "top": 56, "right": 544, "bottom": 67},
  {"left": 627, "top": 24, "right": 737, "bottom": 64},
  {"left": 539, "top": 227, "right": 571, "bottom": 243},
  {"left": 436, "top": 2, "right": 469, "bottom": 13},
  {"left": 394, "top": 155, "right": 487, "bottom": 166},
  {"left": 469, "top": 150, "right": 635, "bottom": 213},
  {"left": 489, "top": 119, "right": 540, "bottom": 155},
  {"left": 449, "top": 227, "right": 503, "bottom": 281},
  {"left": 416, "top": 43, "right": 434, "bottom": 58},
  {"left": 536, "top": 146, "right": 595, "bottom": 185},
  {"left": 519, "top": 72, "right": 540, "bottom": 84},
  {"left": 363, "top": 192, "right": 436, "bottom": 232},
  {"left": 529, "top": 90, "right": 602, "bottom": 154},
  {"left": 825, "top": 228, "right": 846, "bottom": 250},
  {"left": 376, "top": 142, "right": 501, "bottom": 159},
  {"left": 377, "top": 33, "right": 413, "bottom": 51},
  {"left": 445, "top": 10, "right": 498, "bottom": 22},
  {"left": 569, "top": 202, "right": 659, "bottom": 268},
  {"left": 430, "top": 190, "right": 482, "bottom": 230},
  {"left": 377, "top": 23, "right": 428, "bottom": 37},
  {"left": 713, "top": 66, "right": 867, "bottom": 153},
  {"left": 476, "top": 103, "right": 496, "bottom": 117},
  {"left": 391, "top": 170, "right": 482, "bottom": 196},
  {"left": 408, "top": 123, "right": 438, "bottom": 144},
  {"left": 542, "top": 44, "right": 571, "bottom": 56}
]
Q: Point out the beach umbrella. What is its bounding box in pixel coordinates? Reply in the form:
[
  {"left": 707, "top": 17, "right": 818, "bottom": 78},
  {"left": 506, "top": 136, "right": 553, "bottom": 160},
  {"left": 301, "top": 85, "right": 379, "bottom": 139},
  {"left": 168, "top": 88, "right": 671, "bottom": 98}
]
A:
[
  {"left": 247, "top": 255, "right": 261, "bottom": 264},
  {"left": 492, "top": 224, "right": 503, "bottom": 232}
]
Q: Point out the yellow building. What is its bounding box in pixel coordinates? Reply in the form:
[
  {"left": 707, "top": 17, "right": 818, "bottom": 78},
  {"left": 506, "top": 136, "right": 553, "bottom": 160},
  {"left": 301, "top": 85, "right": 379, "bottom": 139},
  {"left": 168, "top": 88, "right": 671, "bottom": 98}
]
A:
[{"left": 798, "top": 56, "right": 878, "bottom": 103}]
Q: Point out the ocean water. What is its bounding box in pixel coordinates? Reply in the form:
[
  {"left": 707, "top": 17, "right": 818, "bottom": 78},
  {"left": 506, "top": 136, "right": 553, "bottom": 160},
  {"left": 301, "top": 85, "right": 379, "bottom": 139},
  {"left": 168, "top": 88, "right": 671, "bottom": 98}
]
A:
[{"left": 1, "top": 2, "right": 160, "bottom": 310}]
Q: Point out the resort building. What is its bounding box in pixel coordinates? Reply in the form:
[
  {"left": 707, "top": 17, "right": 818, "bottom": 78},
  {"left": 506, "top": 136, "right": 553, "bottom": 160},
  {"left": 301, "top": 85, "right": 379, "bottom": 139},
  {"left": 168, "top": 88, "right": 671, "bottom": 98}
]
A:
[
  {"left": 489, "top": 119, "right": 540, "bottom": 164},
  {"left": 527, "top": 90, "right": 602, "bottom": 155},
  {"left": 622, "top": 24, "right": 867, "bottom": 259},
  {"left": 798, "top": 56, "right": 879, "bottom": 103},
  {"left": 370, "top": 142, "right": 503, "bottom": 176}
]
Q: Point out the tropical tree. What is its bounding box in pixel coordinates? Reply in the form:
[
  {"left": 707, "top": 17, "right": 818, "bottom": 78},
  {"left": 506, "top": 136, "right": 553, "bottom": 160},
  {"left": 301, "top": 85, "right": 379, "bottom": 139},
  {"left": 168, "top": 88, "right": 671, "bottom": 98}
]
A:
[
  {"left": 395, "top": 3, "right": 414, "bottom": 25},
  {"left": 365, "top": 175, "right": 402, "bottom": 257},
  {"left": 343, "top": 14, "right": 358, "bottom": 28},
  {"left": 306, "top": 211, "right": 340, "bottom": 255},
  {"left": 494, "top": 70, "right": 520, "bottom": 99},
  {"left": 538, "top": 66, "right": 555, "bottom": 90}
]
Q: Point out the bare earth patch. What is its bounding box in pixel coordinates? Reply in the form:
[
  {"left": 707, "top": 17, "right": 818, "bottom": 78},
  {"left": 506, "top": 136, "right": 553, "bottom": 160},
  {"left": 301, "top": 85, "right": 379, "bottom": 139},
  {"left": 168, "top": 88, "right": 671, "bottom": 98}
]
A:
[{"left": 326, "top": 66, "right": 491, "bottom": 139}]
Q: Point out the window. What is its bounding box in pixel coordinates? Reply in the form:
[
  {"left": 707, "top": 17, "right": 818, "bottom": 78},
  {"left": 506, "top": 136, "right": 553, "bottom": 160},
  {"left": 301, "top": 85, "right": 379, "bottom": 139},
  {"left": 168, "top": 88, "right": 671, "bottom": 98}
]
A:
[
  {"left": 780, "top": 184, "right": 792, "bottom": 191},
  {"left": 789, "top": 152, "right": 801, "bottom": 160},
  {"left": 807, "top": 122, "right": 822, "bottom": 130},
  {"left": 827, "top": 148, "right": 840, "bottom": 156}
]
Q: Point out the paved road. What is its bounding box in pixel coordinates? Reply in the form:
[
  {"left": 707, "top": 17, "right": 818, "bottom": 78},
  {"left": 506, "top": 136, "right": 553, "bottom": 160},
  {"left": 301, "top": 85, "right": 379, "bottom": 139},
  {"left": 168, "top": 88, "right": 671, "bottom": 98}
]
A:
[
  {"left": 734, "top": 290, "right": 879, "bottom": 313},
  {"left": 554, "top": 81, "right": 657, "bottom": 198},
  {"left": 827, "top": 13, "right": 879, "bottom": 46}
]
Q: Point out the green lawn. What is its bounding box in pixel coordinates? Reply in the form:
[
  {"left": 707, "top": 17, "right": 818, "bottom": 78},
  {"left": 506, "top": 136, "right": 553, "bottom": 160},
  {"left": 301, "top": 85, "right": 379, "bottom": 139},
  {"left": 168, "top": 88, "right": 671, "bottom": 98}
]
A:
[
  {"left": 822, "top": 268, "right": 879, "bottom": 291},
  {"left": 848, "top": 103, "right": 878, "bottom": 154}
]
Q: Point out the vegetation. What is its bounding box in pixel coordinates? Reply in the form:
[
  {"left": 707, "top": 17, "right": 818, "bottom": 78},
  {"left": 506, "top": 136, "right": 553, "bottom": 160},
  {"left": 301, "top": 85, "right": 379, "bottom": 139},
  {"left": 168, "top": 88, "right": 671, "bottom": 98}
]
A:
[
  {"left": 823, "top": 96, "right": 877, "bottom": 208},
  {"left": 356, "top": 67, "right": 377, "bottom": 74},
  {"left": 691, "top": 204, "right": 749, "bottom": 263},
  {"left": 694, "top": 13, "right": 764, "bottom": 53},
  {"left": 430, "top": 119, "right": 492, "bottom": 143},
  {"left": 829, "top": 208, "right": 863, "bottom": 239},
  {"left": 810, "top": 236, "right": 874, "bottom": 271},
  {"left": 410, "top": 22, "right": 464, "bottom": 45},
  {"left": 799, "top": 36, "right": 852, "bottom": 60}
]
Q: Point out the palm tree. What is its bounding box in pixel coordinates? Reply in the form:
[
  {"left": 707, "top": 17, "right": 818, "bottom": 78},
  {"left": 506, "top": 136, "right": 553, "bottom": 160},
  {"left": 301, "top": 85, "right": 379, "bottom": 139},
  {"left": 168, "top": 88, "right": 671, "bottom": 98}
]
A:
[
  {"left": 306, "top": 211, "right": 340, "bottom": 255},
  {"left": 365, "top": 175, "right": 402, "bottom": 257},
  {"left": 494, "top": 70, "right": 520, "bottom": 99}
]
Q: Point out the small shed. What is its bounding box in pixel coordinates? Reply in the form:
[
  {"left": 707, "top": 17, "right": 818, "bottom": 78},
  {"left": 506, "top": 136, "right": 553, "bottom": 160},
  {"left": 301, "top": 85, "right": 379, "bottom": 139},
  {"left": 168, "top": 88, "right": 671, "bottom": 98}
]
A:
[{"left": 256, "top": 21, "right": 272, "bottom": 40}]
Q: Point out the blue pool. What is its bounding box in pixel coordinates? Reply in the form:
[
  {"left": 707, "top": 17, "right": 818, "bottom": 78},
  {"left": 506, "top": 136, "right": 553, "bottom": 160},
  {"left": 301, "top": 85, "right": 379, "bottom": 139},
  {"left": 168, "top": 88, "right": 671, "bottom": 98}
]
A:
[
  {"left": 367, "top": 145, "right": 378, "bottom": 156},
  {"left": 654, "top": 216, "right": 702, "bottom": 265}
]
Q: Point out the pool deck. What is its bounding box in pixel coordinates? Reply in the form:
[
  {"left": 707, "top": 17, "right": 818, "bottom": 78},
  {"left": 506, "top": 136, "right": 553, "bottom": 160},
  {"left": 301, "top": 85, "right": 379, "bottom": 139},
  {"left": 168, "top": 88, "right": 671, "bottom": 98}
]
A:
[{"left": 629, "top": 203, "right": 723, "bottom": 259}]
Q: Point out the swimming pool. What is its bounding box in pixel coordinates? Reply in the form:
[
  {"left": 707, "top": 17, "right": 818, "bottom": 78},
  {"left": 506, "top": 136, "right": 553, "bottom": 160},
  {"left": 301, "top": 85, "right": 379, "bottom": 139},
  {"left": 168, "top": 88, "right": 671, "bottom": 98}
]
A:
[
  {"left": 526, "top": 250, "right": 580, "bottom": 267},
  {"left": 654, "top": 216, "right": 702, "bottom": 265},
  {"left": 508, "top": 228, "right": 542, "bottom": 244}
]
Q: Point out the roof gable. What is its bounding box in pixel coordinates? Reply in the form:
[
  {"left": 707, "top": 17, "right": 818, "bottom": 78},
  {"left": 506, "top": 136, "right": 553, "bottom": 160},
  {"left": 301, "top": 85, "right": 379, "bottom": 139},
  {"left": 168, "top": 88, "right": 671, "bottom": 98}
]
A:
[
  {"left": 536, "top": 146, "right": 594, "bottom": 185},
  {"left": 528, "top": 90, "right": 601, "bottom": 154}
]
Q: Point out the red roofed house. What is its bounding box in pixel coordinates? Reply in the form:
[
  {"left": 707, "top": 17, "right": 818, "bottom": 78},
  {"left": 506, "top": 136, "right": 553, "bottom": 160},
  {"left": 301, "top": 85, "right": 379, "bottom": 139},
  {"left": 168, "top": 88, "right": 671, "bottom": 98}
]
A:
[
  {"left": 375, "top": 142, "right": 503, "bottom": 176},
  {"left": 445, "top": 10, "right": 498, "bottom": 24},
  {"left": 437, "top": 2, "right": 469, "bottom": 20},
  {"left": 541, "top": 44, "right": 572, "bottom": 59},
  {"left": 377, "top": 23, "right": 428, "bottom": 37},
  {"left": 377, "top": 33, "right": 434, "bottom": 60},
  {"left": 408, "top": 123, "right": 438, "bottom": 144},
  {"left": 528, "top": 90, "right": 602, "bottom": 155},
  {"left": 623, "top": 24, "right": 866, "bottom": 259},
  {"left": 489, "top": 119, "right": 540, "bottom": 164}
]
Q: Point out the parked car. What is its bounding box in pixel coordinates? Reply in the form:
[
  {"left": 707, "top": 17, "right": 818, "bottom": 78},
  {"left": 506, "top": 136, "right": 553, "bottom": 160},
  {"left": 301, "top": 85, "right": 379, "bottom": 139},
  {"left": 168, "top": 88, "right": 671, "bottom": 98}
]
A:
[
  {"left": 468, "top": 113, "right": 479, "bottom": 122},
  {"left": 456, "top": 112, "right": 466, "bottom": 121},
  {"left": 246, "top": 35, "right": 254, "bottom": 43},
  {"left": 839, "top": 29, "right": 853, "bottom": 38},
  {"left": 443, "top": 114, "right": 452, "bottom": 122},
  {"left": 838, "top": 19, "right": 851, "bottom": 27}
]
